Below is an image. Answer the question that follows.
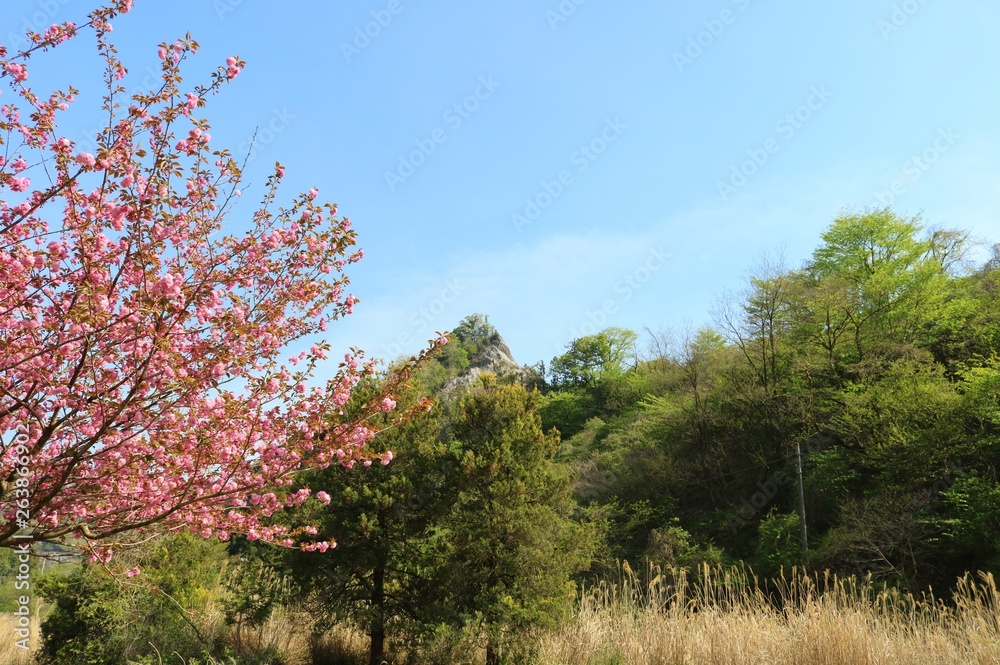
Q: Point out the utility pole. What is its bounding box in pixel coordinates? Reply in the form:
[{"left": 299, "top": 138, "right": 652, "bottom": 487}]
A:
[{"left": 795, "top": 441, "right": 809, "bottom": 559}]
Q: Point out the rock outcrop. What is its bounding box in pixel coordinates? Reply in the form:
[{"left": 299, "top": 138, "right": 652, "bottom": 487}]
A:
[{"left": 441, "top": 333, "right": 538, "bottom": 395}]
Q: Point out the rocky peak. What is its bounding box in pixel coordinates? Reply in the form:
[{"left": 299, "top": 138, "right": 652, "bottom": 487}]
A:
[{"left": 441, "top": 329, "right": 538, "bottom": 395}]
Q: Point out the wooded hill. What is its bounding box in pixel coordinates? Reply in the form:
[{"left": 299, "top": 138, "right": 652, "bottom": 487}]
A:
[{"left": 508, "top": 208, "right": 1000, "bottom": 592}]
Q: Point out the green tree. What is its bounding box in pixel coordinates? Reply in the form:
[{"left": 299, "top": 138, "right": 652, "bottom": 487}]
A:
[
  {"left": 290, "top": 377, "right": 453, "bottom": 665},
  {"left": 538, "top": 389, "right": 599, "bottom": 439},
  {"left": 754, "top": 510, "right": 803, "bottom": 578},
  {"left": 438, "top": 378, "right": 594, "bottom": 665},
  {"left": 806, "top": 208, "right": 944, "bottom": 360},
  {"left": 549, "top": 328, "right": 638, "bottom": 388},
  {"left": 452, "top": 313, "right": 501, "bottom": 358},
  {"left": 717, "top": 253, "right": 792, "bottom": 395},
  {"left": 937, "top": 474, "right": 1000, "bottom": 575}
]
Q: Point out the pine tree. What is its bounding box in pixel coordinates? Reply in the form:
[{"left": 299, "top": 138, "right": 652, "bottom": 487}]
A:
[
  {"left": 290, "top": 378, "right": 453, "bottom": 665},
  {"left": 436, "top": 377, "right": 593, "bottom": 665}
]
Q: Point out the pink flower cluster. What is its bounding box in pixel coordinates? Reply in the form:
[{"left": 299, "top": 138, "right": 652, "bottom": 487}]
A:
[
  {"left": 0, "top": 2, "right": 441, "bottom": 556},
  {"left": 75, "top": 152, "right": 97, "bottom": 168},
  {"left": 41, "top": 23, "right": 78, "bottom": 46},
  {"left": 4, "top": 63, "right": 28, "bottom": 83},
  {"left": 225, "top": 56, "right": 242, "bottom": 80}
]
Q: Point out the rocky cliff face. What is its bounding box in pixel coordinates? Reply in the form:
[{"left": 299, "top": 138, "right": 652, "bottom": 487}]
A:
[{"left": 441, "top": 333, "right": 538, "bottom": 395}]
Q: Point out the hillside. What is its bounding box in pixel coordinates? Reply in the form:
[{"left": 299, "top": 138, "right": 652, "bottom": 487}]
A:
[{"left": 427, "top": 211, "right": 1000, "bottom": 596}]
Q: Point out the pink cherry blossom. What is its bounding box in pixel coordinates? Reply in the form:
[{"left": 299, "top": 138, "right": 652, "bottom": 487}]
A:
[
  {"left": 75, "top": 152, "right": 97, "bottom": 168},
  {"left": 4, "top": 63, "right": 28, "bottom": 82},
  {"left": 225, "top": 56, "right": 242, "bottom": 80},
  {"left": 0, "top": 2, "right": 441, "bottom": 556}
]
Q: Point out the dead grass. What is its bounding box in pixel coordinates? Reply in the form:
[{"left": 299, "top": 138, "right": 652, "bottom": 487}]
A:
[
  {"left": 7, "top": 565, "right": 998, "bottom": 665},
  {"left": 192, "top": 600, "right": 314, "bottom": 664},
  {"left": 194, "top": 603, "right": 371, "bottom": 665},
  {"left": 0, "top": 614, "right": 39, "bottom": 665},
  {"left": 539, "top": 563, "right": 1000, "bottom": 665},
  {"left": 309, "top": 625, "right": 370, "bottom": 665}
]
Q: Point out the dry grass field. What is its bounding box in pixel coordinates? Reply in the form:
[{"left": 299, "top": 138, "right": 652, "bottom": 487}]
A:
[
  {"left": 3, "top": 566, "right": 997, "bottom": 664},
  {"left": 538, "top": 564, "right": 1000, "bottom": 665},
  {"left": 243, "top": 564, "right": 1000, "bottom": 665}
]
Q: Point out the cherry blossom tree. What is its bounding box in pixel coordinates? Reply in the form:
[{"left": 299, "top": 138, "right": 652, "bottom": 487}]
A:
[{"left": 0, "top": 2, "right": 442, "bottom": 560}]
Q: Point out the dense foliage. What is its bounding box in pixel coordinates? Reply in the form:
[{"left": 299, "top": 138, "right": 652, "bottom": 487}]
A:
[
  {"left": 26, "top": 210, "right": 1000, "bottom": 664},
  {"left": 542, "top": 210, "right": 1000, "bottom": 592}
]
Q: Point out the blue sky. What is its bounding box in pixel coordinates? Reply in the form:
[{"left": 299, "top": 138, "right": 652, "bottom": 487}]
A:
[{"left": 8, "top": 0, "right": 1000, "bottom": 371}]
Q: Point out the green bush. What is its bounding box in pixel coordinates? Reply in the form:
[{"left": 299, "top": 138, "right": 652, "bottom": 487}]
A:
[
  {"left": 754, "top": 510, "right": 804, "bottom": 578},
  {"left": 37, "top": 533, "right": 229, "bottom": 665}
]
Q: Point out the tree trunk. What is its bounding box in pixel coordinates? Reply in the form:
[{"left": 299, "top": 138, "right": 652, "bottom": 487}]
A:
[
  {"left": 369, "top": 563, "right": 386, "bottom": 665},
  {"left": 486, "top": 641, "right": 499, "bottom": 665},
  {"left": 369, "top": 625, "right": 385, "bottom": 665}
]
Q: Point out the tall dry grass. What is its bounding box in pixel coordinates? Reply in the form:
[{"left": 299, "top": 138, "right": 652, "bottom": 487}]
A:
[
  {"left": 0, "top": 615, "right": 39, "bottom": 665},
  {"left": 540, "top": 563, "right": 1000, "bottom": 665},
  {"left": 7, "top": 565, "right": 998, "bottom": 665}
]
